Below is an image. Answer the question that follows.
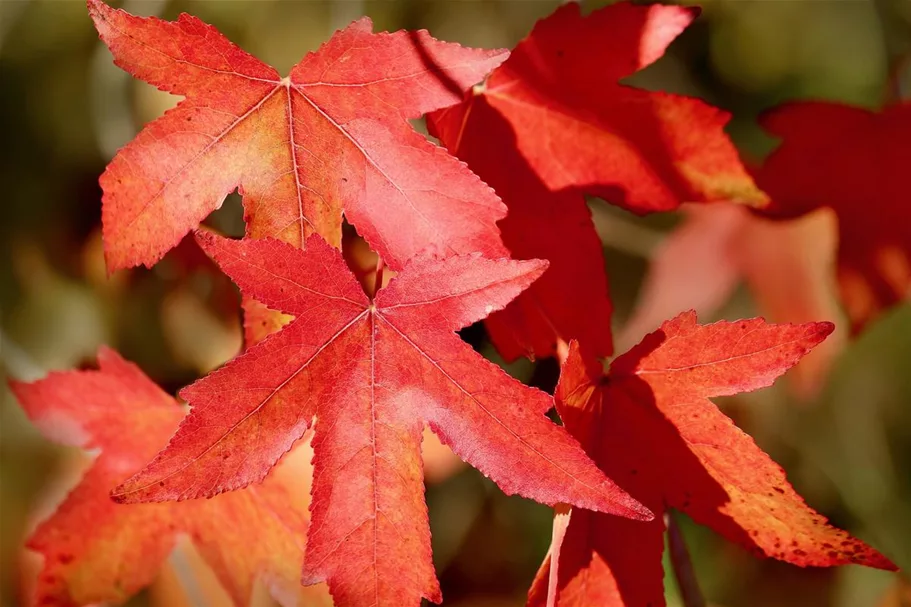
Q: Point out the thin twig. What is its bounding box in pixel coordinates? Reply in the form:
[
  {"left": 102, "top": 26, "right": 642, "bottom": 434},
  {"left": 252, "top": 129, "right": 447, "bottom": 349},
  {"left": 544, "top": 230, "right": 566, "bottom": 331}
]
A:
[
  {"left": 666, "top": 511, "right": 706, "bottom": 607},
  {"left": 545, "top": 339, "right": 572, "bottom": 607}
]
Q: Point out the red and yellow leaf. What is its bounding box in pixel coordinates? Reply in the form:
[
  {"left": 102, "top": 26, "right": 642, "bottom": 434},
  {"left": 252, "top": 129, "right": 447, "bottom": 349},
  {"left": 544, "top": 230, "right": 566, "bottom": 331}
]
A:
[
  {"left": 112, "top": 231, "right": 651, "bottom": 607},
  {"left": 756, "top": 101, "right": 911, "bottom": 333},
  {"left": 9, "top": 348, "right": 313, "bottom": 607},
  {"left": 90, "top": 0, "right": 508, "bottom": 271},
  {"left": 530, "top": 313, "right": 895, "bottom": 607},
  {"left": 429, "top": 1, "right": 766, "bottom": 360}
]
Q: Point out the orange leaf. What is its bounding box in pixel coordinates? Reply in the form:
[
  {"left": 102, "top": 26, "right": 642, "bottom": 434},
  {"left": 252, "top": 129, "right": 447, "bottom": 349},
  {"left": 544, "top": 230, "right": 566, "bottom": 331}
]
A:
[
  {"left": 111, "top": 231, "right": 651, "bottom": 606},
  {"left": 90, "top": 0, "right": 508, "bottom": 271},
  {"left": 530, "top": 314, "right": 895, "bottom": 607},
  {"left": 9, "top": 348, "right": 311, "bottom": 607}
]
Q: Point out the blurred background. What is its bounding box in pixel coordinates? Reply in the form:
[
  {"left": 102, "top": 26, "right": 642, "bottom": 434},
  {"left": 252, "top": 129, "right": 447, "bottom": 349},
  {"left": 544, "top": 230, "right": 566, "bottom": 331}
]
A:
[{"left": 1, "top": 0, "right": 910, "bottom": 606}]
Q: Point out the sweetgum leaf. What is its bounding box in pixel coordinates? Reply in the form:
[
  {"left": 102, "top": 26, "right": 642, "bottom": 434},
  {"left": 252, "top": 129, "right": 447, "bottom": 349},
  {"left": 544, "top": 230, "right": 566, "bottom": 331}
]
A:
[
  {"left": 89, "top": 0, "right": 509, "bottom": 271},
  {"left": 622, "top": 204, "right": 843, "bottom": 398},
  {"left": 112, "top": 232, "right": 651, "bottom": 607},
  {"left": 756, "top": 101, "right": 911, "bottom": 334},
  {"left": 428, "top": 2, "right": 767, "bottom": 360},
  {"left": 8, "top": 348, "right": 312, "bottom": 607},
  {"left": 529, "top": 313, "right": 896, "bottom": 607}
]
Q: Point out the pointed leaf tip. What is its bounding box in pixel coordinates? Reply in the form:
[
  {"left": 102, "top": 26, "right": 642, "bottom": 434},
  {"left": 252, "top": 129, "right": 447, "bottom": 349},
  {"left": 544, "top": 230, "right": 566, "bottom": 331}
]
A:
[
  {"left": 92, "top": 0, "right": 509, "bottom": 271},
  {"left": 428, "top": 0, "right": 762, "bottom": 361},
  {"left": 14, "top": 349, "right": 310, "bottom": 605},
  {"left": 118, "top": 233, "right": 656, "bottom": 604},
  {"left": 537, "top": 312, "right": 893, "bottom": 607}
]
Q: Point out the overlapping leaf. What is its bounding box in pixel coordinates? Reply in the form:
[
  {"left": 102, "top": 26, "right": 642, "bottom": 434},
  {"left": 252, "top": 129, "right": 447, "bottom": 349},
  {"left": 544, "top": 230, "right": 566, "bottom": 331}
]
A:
[
  {"left": 428, "top": 2, "right": 766, "bottom": 360},
  {"left": 756, "top": 100, "right": 911, "bottom": 333},
  {"left": 90, "top": 0, "right": 509, "bottom": 271},
  {"left": 621, "top": 204, "right": 843, "bottom": 397},
  {"left": 111, "top": 232, "right": 651, "bottom": 607},
  {"left": 529, "top": 313, "right": 895, "bottom": 607},
  {"left": 9, "top": 348, "right": 314, "bottom": 607},
  {"left": 429, "top": 84, "right": 612, "bottom": 361}
]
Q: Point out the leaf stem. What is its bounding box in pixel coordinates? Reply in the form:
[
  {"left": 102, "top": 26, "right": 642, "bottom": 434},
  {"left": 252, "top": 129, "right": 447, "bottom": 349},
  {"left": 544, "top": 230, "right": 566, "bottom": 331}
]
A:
[
  {"left": 666, "top": 511, "right": 706, "bottom": 607},
  {"left": 555, "top": 338, "right": 570, "bottom": 366},
  {"left": 545, "top": 503, "right": 573, "bottom": 607},
  {"left": 374, "top": 255, "right": 385, "bottom": 296}
]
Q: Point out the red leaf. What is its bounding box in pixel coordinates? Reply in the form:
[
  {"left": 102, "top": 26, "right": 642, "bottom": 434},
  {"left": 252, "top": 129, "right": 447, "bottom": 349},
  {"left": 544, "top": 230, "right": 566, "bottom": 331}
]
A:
[
  {"left": 89, "top": 0, "right": 508, "bottom": 271},
  {"left": 105, "top": 233, "right": 650, "bottom": 605},
  {"left": 429, "top": 87, "right": 612, "bottom": 361},
  {"left": 428, "top": 1, "right": 766, "bottom": 360},
  {"left": 530, "top": 313, "right": 895, "bottom": 607},
  {"left": 8, "top": 348, "right": 312, "bottom": 607},
  {"left": 111, "top": 232, "right": 651, "bottom": 606},
  {"left": 623, "top": 204, "right": 843, "bottom": 398},
  {"left": 756, "top": 101, "right": 911, "bottom": 333}
]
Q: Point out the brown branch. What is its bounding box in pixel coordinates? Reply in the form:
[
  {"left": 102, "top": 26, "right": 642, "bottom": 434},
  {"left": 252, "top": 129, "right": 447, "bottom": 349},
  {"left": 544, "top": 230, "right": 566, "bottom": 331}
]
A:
[{"left": 666, "top": 511, "right": 706, "bottom": 607}]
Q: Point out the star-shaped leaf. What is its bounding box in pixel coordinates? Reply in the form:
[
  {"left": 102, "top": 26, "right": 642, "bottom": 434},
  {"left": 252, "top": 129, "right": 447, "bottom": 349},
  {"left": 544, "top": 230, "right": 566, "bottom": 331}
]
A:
[
  {"left": 90, "top": 0, "right": 508, "bottom": 271},
  {"left": 112, "top": 231, "right": 651, "bottom": 607},
  {"left": 428, "top": 1, "right": 766, "bottom": 360},
  {"left": 529, "top": 313, "right": 895, "bottom": 607},
  {"left": 9, "top": 348, "right": 314, "bottom": 607}
]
